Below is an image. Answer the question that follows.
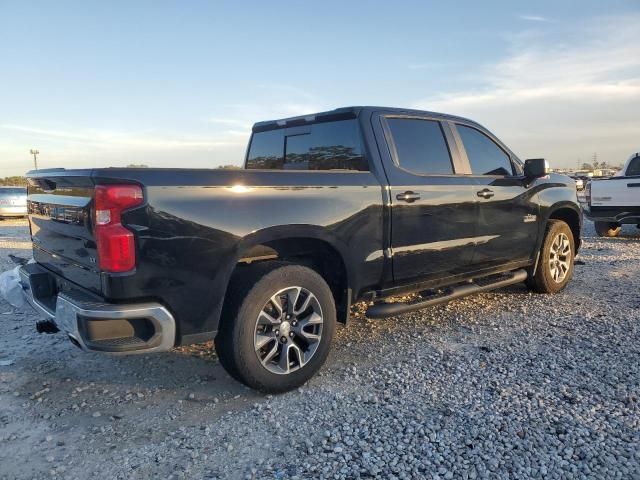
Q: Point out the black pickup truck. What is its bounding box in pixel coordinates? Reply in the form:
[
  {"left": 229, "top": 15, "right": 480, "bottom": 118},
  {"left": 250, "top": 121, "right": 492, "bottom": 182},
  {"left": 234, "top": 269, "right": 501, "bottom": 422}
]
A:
[{"left": 20, "top": 106, "right": 582, "bottom": 392}]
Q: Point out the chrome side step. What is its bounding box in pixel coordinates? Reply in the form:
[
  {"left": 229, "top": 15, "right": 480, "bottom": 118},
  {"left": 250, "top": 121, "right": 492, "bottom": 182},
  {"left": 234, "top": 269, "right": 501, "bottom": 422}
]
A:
[{"left": 365, "top": 269, "right": 528, "bottom": 319}]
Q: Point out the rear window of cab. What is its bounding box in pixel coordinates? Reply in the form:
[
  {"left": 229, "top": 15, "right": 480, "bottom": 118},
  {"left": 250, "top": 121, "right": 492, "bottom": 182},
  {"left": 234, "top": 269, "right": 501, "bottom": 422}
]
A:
[{"left": 246, "top": 119, "right": 369, "bottom": 172}]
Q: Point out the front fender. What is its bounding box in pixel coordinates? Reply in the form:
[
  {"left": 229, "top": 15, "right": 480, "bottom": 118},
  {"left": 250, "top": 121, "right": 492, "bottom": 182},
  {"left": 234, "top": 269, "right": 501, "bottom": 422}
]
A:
[{"left": 537, "top": 191, "right": 583, "bottom": 254}]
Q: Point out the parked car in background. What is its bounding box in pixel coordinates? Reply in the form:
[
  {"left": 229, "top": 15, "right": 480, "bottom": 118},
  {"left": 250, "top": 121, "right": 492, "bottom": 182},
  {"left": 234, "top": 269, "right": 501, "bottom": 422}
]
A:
[
  {"left": 0, "top": 186, "right": 27, "bottom": 218},
  {"left": 570, "top": 175, "right": 589, "bottom": 191},
  {"left": 19, "top": 107, "right": 582, "bottom": 392},
  {"left": 585, "top": 152, "right": 640, "bottom": 236}
]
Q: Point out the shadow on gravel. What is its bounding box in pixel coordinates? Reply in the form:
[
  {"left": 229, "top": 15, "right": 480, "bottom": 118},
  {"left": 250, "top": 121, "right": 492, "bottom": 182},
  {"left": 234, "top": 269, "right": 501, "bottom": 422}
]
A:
[{"left": 15, "top": 339, "right": 257, "bottom": 399}]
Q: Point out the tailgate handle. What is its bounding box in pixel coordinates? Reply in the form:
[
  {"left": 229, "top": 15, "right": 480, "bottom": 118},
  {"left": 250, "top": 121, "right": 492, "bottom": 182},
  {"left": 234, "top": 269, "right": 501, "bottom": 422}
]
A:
[
  {"left": 476, "top": 188, "right": 494, "bottom": 199},
  {"left": 396, "top": 191, "right": 421, "bottom": 203},
  {"left": 627, "top": 183, "right": 640, "bottom": 188}
]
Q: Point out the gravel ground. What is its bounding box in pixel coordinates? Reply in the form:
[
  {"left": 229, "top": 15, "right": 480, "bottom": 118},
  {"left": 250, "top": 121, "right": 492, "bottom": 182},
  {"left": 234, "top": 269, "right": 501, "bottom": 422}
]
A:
[{"left": 0, "top": 218, "right": 639, "bottom": 479}]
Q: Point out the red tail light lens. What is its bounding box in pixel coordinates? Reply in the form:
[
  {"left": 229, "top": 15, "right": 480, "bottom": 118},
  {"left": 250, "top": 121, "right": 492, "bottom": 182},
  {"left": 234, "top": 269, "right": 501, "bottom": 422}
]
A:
[{"left": 94, "top": 184, "right": 144, "bottom": 272}]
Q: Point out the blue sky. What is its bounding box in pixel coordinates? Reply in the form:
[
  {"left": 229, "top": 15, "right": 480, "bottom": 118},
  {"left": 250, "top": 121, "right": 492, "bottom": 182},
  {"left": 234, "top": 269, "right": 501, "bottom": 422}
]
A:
[{"left": 1, "top": 0, "right": 639, "bottom": 175}]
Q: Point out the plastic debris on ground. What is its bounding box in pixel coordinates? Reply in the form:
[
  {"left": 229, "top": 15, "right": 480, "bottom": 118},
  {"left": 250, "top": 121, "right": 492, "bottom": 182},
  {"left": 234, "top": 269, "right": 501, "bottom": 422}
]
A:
[{"left": 0, "top": 265, "right": 26, "bottom": 308}]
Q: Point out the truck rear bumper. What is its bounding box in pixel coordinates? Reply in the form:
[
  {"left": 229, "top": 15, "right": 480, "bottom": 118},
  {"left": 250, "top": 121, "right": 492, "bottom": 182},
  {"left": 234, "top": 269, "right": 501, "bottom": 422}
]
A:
[
  {"left": 0, "top": 206, "right": 28, "bottom": 217},
  {"left": 584, "top": 208, "right": 640, "bottom": 224},
  {"left": 19, "top": 263, "right": 176, "bottom": 354}
]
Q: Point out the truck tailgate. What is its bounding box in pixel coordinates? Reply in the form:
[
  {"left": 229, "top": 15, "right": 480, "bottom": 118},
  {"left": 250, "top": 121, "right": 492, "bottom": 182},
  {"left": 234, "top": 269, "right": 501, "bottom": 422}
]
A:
[
  {"left": 591, "top": 177, "right": 640, "bottom": 207},
  {"left": 27, "top": 173, "right": 102, "bottom": 293}
]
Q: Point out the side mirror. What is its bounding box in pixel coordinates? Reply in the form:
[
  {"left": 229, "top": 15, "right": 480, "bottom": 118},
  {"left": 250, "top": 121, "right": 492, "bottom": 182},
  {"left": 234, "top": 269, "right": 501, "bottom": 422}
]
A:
[{"left": 524, "top": 158, "right": 549, "bottom": 179}]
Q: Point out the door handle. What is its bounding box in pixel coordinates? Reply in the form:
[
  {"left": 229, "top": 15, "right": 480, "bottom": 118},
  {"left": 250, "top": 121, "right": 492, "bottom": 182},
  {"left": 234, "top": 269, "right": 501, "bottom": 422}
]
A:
[
  {"left": 396, "top": 191, "right": 421, "bottom": 203},
  {"left": 627, "top": 183, "right": 640, "bottom": 188},
  {"left": 476, "top": 189, "right": 494, "bottom": 199}
]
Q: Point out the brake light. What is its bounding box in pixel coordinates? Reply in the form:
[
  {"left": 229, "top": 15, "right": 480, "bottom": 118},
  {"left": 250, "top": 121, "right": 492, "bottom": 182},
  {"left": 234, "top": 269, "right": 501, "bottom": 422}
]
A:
[
  {"left": 585, "top": 181, "right": 592, "bottom": 206},
  {"left": 94, "top": 184, "right": 144, "bottom": 272}
]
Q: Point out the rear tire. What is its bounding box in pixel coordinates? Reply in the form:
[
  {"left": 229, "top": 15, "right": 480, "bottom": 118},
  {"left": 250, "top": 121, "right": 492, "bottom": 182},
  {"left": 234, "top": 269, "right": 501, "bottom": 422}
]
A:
[
  {"left": 594, "top": 221, "right": 621, "bottom": 237},
  {"left": 526, "top": 220, "right": 575, "bottom": 294},
  {"left": 215, "top": 262, "right": 336, "bottom": 393}
]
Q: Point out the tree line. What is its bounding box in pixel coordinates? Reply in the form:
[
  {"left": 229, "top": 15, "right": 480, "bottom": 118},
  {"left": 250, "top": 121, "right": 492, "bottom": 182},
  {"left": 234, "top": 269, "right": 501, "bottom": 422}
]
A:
[{"left": 0, "top": 176, "right": 27, "bottom": 186}]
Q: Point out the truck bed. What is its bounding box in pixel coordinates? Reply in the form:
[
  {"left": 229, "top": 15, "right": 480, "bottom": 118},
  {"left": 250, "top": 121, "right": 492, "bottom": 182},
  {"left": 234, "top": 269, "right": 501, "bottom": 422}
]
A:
[
  {"left": 590, "top": 175, "right": 640, "bottom": 208},
  {"left": 25, "top": 167, "right": 386, "bottom": 343}
]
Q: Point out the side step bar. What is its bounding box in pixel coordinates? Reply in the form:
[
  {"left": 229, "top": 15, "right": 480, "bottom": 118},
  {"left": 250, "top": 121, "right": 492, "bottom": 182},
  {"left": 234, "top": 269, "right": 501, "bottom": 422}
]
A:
[{"left": 366, "top": 269, "right": 528, "bottom": 319}]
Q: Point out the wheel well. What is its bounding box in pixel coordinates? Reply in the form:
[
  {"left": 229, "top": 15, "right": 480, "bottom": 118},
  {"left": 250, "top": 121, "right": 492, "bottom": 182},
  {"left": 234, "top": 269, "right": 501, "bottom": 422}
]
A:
[
  {"left": 549, "top": 208, "right": 581, "bottom": 251},
  {"left": 234, "top": 238, "right": 350, "bottom": 324}
]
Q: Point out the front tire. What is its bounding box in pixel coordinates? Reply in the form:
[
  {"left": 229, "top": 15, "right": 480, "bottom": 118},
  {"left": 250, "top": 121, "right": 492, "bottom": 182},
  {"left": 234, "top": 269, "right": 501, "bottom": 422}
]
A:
[
  {"left": 215, "top": 262, "right": 336, "bottom": 393},
  {"left": 527, "top": 220, "right": 575, "bottom": 294},
  {"left": 594, "top": 221, "right": 621, "bottom": 237}
]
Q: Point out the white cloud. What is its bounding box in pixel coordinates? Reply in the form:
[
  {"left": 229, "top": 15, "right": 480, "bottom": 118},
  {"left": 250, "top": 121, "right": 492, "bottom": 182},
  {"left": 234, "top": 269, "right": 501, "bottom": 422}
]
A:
[
  {"left": 1, "top": 124, "right": 245, "bottom": 149},
  {"left": 0, "top": 124, "right": 248, "bottom": 150},
  {"left": 408, "top": 62, "right": 455, "bottom": 71},
  {"left": 414, "top": 14, "right": 640, "bottom": 167},
  {"left": 518, "top": 15, "right": 551, "bottom": 22},
  {"left": 205, "top": 117, "right": 253, "bottom": 130},
  {"left": 0, "top": 124, "right": 249, "bottom": 176},
  {"left": 0, "top": 83, "right": 328, "bottom": 176}
]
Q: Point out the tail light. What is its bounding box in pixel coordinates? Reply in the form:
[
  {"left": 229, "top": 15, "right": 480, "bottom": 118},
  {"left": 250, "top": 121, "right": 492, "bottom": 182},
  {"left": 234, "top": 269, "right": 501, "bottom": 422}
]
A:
[
  {"left": 94, "top": 184, "right": 144, "bottom": 272},
  {"left": 585, "top": 181, "right": 592, "bottom": 206}
]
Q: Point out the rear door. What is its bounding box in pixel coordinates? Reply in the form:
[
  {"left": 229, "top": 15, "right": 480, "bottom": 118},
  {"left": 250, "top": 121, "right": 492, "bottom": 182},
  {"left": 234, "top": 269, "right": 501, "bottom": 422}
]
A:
[
  {"left": 376, "top": 114, "right": 478, "bottom": 284},
  {"left": 451, "top": 122, "right": 539, "bottom": 268}
]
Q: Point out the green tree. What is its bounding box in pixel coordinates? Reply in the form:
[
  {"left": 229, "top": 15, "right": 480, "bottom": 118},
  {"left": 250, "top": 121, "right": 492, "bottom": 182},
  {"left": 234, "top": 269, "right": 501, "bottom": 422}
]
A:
[{"left": 0, "top": 176, "right": 27, "bottom": 186}]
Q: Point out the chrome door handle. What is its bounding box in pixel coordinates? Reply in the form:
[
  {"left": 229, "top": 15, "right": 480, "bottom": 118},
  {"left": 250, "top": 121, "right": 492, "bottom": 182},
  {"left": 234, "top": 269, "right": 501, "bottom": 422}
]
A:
[
  {"left": 396, "top": 191, "right": 421, "bottom": 203},
  {"left": 476, "top": 189, "right": 494, "bottom": 199}
]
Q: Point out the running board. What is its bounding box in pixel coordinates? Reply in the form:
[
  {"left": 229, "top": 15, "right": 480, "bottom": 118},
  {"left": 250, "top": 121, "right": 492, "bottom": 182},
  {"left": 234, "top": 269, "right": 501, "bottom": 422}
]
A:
[{"left": 366, "top": 269, "right": 528, "bottom": 319}]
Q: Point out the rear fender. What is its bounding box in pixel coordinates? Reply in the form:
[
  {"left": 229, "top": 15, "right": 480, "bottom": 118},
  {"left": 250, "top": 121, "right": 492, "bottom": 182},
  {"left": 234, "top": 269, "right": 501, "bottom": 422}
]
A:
[{"left": 203, "top": 225, "right": 354, "bottom": 337}]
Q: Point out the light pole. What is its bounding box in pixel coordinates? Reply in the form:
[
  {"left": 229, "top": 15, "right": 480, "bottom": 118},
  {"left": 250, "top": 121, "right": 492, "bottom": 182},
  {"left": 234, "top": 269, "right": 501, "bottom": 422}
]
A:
[{"left": 29, "top": 149, "right": 39, "bottom": 170}]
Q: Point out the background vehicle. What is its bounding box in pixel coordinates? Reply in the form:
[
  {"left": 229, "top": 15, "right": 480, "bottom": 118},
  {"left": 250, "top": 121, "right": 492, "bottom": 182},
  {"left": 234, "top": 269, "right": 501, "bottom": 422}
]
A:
[
  {"left": 584, "top": 152, "right": 640, "bottom": 236},
  {"left": 0, "top": 186, "right": 27, "bottom": 218},
  {"left": 19, "top": 107, "right": 582, "bottom": 392},
  {"left": 570, "top": 175, "right": 589, "bottom": 191}
]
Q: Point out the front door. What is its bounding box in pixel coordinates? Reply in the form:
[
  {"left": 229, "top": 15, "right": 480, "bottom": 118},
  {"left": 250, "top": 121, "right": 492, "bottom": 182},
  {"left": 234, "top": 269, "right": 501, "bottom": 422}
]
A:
[
  {"left": 452, "top": 123, "right": 539, "bottom": 268},
  {"left": 378, "top": 115, "right": 479, "bottom": 284}
]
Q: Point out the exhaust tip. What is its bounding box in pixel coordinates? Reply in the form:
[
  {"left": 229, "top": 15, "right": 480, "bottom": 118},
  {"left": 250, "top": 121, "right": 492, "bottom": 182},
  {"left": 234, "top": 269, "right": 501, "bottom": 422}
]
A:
[{"left": 36, "top": 320, "right": 59, "bottom": 334}]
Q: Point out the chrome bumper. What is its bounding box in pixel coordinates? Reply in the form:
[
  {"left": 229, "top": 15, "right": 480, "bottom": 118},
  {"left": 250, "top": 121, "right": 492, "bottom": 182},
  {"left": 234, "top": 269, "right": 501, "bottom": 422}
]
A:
[
  {"left": 19, "top": 264, "right": 176, "bottom": 354},
  {"left": 0, "top": 206, "right": 27, "bottom": 216}
]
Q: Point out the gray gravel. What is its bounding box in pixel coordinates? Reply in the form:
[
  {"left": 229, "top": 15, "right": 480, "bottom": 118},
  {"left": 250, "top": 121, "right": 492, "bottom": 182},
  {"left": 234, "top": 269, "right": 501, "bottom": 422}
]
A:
[{"left": 1, "top": 218, "right": 639, "bottom": 479}]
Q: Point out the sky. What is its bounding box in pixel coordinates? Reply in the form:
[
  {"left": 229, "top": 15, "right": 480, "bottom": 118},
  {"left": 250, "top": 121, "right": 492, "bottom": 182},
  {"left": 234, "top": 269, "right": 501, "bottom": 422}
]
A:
[{"left": 1, "top": 0, "right": 639, "bottom": 176}]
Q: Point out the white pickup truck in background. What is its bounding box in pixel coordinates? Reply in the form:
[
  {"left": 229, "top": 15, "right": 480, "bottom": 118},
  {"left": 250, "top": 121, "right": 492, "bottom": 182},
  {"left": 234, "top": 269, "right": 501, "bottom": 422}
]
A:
[{"left": 585, "top": 152, "right": 640, "bottom": 236}]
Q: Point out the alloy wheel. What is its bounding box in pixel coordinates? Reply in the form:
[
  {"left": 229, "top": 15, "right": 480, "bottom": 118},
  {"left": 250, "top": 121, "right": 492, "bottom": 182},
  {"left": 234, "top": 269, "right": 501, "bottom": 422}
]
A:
[
  {"left": 253, "top": 286, "right": 324, "bottom": 375},
  {"left": 549, "top": 232, "right": 572, "bottom": 283}
]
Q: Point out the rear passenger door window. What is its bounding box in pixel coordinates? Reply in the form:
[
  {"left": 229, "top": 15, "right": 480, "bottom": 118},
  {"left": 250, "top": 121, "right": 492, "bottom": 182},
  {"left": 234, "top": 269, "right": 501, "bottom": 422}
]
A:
[
  {"left": 457, "top": 124, "right": 513, "bottom": 176},
  {"left": 385, "top": 118, "right": 454, "bottom": 175}
]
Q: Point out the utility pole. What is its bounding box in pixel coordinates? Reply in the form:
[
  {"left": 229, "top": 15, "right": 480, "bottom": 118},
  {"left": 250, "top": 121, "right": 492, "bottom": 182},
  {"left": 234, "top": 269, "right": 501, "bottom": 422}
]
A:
[{"left": 29, "top": 149, "right": 39, "bottom": 170}]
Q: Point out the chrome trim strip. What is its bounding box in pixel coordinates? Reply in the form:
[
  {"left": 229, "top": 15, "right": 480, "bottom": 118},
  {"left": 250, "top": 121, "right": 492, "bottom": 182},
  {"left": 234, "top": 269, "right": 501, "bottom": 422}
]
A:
[{"left": 393, "top": 235, "right": 500, "bottom": 255}]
